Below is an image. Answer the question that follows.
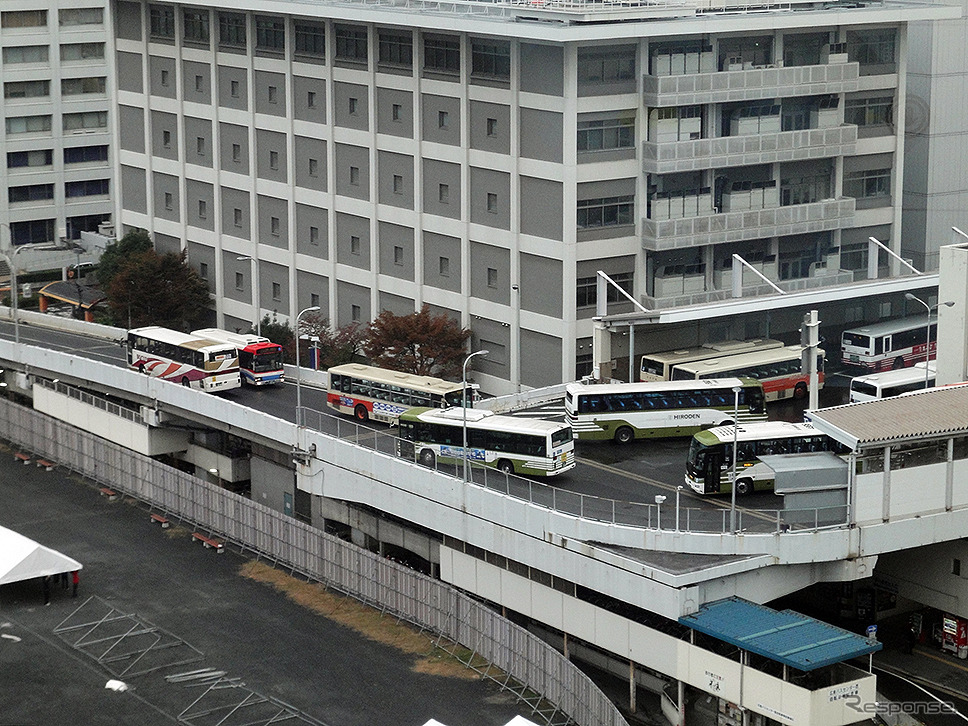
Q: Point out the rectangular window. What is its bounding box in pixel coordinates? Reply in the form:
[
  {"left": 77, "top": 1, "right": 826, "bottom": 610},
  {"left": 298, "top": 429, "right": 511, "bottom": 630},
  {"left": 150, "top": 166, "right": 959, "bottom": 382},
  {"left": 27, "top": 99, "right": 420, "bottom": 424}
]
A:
[
  {"left": 392, "top": 175, "right": 404, "bottom": 194},
  {"left": 162, "top": 130, "right": 171, "bottom": 147},
  {"left": 438, "top": 110, "right": 449, "bottom": 129},
  {"left": 256, "top": 17, "right": 285, "bottom": 51},
  {"left": 424, "top": 36, "right": 460, "bottom": 73},
  {"left": 272, "top": 282, "right": 281, "bottom": 301},
  {"left": 309, "top": 158, "right": 319, "bottom": 177},
  {"left": 233, "top": 208, "right": 243, "bottom": 227},
  {"left": 486, "top": 118, "right": 498, "bottom": 137},
  {"left": 2, "top": 10, "right": 48, "bottom": 28},
  {"left": 351, "top": 304, "right": 361, "bottom": 322},
  {"left": 160, "top": 69, "right": 170, "bottom": 87},
  {"left": 269, "top": 150, "right": 279, "bottom": 169},
  {"left": 59, "top": 8, "right": 103, "bottom": 26},
  {"left": 196, "top": 137, "right": 205, "bottom": 155},
  {"left": 394, "top": 246, "right": 404, "bottom": 265},
  {"left": 309, "top": 226, "right": 320, "bottom": 245},
  {"left": 486, "top": 192, "right": 498, "bottom": 213},
  {"left": 149, "top": 5, "right": 175, "bottom": 39},
  {"left": 164, "top": 192, "right": 173, "bottom": 210},
  {"left": 438, "top": 183, "right": 449, "bottom": 203},
  {"left": 199, "top": 262, "right": 208, "bottom": 280},
  {"left": 471, "top": 40, "right": 511, "bottom": 79},
  {"left": 348, "top": 97, "right": 359, "bottom": 115},
  {"left": 10, "top": 219, "right": 54, "bottom": 245},
  {"left": 392, "top": 103, "right": 402, "bottom": 122},
  {"left": 268, "top": 86, "right": 278, "bottom": 104},
  {"left": 439, "top": 256, "right": 450, "bottom": 277},
  {"left": 350, "top": 235, "right": 361, "bottom": 254},
  {"left": 218, "top": 12, "right": 246, "bottom": 47},
  {"left": 955, "top": 559, "right": 962, "bottom": 577},
  {"left": 270, "top": 217, "right": 281, "bottom": 236},
  {"left": 230, "top": 80, "right": 240, "bottom": 98},
  {"left": 349, "top": 166, "right": 360, "bottom": 185},
  {"left": 577, "top": 117, "right": 635, "bottom": 152},
  {"left": 294, "top": 21, "right": 325, "bottom": 56},
  {"left": 487, "top": 267, "right": 498, "bottom": 288},
  {"left": 335, "top": 25, "right": 368, "bottom": 62},
  {"left": 5, "top": 80, "right": 50, "bottom": 99},
  {"left": 844, "top": 97, "right": 893, "bottom": 127},
  {"left": 232, "top": 143, "right": 241, "bottom": 162},
  {"left": 578, "top": 51, "right": 636, "bottom": 83},
  {"left": 60, "top": 43, "right": 105, "bottom": 61},
  {"left": 8, "top": 183, "right": 54, "bottom": 203},
  {"left": 2, "top": 46, "right": 49, "bottom": 64},
  {"left": 6, "top": 115, "right": 52, "bottom": 134},
  {"left": 235, "top": 271, "right": 244, "bottom": 290},
  {"left": 844, "top": 168, "right": 891, "bottom": 199},
  {"left": 195, "top": 75, "right": 204, "bottom": 92},
  {"left": 379, "top": 31, "right": 413, "bottom": 67},
  {"left": 198, "top": 199, "right": 207, "bottom": 218},
  {"left": 65, "top": 179, "right": 108, "bottom": 198},
  {"left": 307, "top": 91, "right": 317, "bottom": 108},
  {"left": 9, "top": 149, "right": 53, "bottom": 168},
  {"left": 577, "top": 196, "right": 634, "bottom": 229},
  {"left": 61, "top": 77, "right": 105, "bottom": 95},
  {"left": 310, "top": 293, "right": 320, "bottom": 307},
  {"left": 64, "top": 146, "right": 107, "bottom": 164},
  {"left": 183, "top": 9, "right": 209, "bottom": 43},
  {"left": 576, "top": 272, "right": 633, "bottom": 307}
]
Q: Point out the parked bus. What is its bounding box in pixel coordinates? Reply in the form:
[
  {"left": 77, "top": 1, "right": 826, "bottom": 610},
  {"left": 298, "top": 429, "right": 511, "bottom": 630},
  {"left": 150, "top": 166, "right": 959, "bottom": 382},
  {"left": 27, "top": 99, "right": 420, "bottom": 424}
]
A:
[
  {"left": 670, "top": 346, "right": 824, "bottom": 402},
  {"left": 126, "top": 326, "right": 240, "bottom": 392},
  {"left": 685, "top": 421, "right": 848, "bottom": 495},
  {"left": 396, "top": 407, "right": 575, "bottom": 477},
  {"left": 640, "top": 338, "right": 784, "bottom": 382},
  {"left": 564, "top": 378, "right": 766, "bottom": 444},
  {"left": 849, "top": 362, "right": 935, "bottom": 403},
  {"left": 326, "top": 363, "right": 475, "bottom": 423},
  {"left": 841, "top": 315, "right": 934, "bottom": 371},
  {"left": 191, "top": 328, "right": 284, "bottom": 386}
]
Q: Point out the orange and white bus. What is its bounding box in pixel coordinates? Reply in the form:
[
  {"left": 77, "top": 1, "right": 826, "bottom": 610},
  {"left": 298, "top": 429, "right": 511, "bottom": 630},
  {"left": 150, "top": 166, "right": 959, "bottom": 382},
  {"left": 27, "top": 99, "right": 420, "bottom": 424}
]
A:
[
  {"left": 640, "top": 339, "right": 784, "bottom": 382},
  {"left": 841, "top": 315, "right": 934, "bottom": 371},
  {"left": 326, "top": 363, "right": 476, "bottom": 424},
  {"left": 670, "top": 345, "right": 824, "bottom": 402}
]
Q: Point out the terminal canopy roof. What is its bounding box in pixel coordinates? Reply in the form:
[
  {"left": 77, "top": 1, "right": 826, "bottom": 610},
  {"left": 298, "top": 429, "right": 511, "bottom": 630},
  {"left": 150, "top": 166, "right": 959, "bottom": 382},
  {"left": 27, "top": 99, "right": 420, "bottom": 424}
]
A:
[
  {"left": 0, "top": 525, "right": 82, "bottom": 585},
  {"left": 679, "top": 597, "right": 881, "bottom": 671}
]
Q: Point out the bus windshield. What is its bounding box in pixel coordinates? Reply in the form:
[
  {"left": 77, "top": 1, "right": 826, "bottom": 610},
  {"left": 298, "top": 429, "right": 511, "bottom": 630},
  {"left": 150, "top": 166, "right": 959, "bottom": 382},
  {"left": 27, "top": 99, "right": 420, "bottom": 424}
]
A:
[{"left": 841, "top": 332, "right": 872, "bottom": 349}]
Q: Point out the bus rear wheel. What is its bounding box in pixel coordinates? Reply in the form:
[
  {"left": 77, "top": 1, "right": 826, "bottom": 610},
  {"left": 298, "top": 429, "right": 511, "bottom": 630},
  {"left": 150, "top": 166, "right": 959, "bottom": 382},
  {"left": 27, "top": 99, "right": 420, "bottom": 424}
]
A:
[
  {"left": 614, "top": 426, "right": 634, "bottom": 445},
  {"left": 735, "top": 478, "right": 753, "bottom": 496},
  {"left": 892, "top": 357, "right": 905, "bottom": 370},
  {"left": 419, "top": 449, "right": 435, "bottom": 468},
  {"left": 181, "top": 377, "right": 190, "bottom": 387},
  {"left": 497, "top": 459, "right": 514, "bottom": 475},
  {"left": 354, "top": 404, "right": 369, "bottom": 422},
  {"left": 793, "top": 382, "right": 807, "bottom": 400}
]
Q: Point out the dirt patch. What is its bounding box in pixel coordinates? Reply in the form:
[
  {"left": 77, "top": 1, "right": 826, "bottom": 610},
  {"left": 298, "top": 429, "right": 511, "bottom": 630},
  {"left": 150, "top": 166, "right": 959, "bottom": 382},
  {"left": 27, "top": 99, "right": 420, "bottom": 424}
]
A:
[{"left": 240, "top": 559, "right": 479, "bottom": 679}]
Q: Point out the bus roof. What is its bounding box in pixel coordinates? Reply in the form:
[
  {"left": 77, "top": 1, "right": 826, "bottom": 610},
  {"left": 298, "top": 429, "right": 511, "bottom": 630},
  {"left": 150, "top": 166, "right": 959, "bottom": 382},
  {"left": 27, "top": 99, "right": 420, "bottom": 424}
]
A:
[
  {"left": 641, "top": 339, "right": 783, "bottom": 364},
  {"left": 841, "top": 314, "right": 932, "bottom": 338},
  {"left": 128, "top": 326, "right": 235, "bottom": 352},
  {"left": 402, "top": 406, "right": 569, "bottom": 434},
  {"left": 673, "top": 346, "right": 820, "bottom": 375},
  {"left": 696, "top": 420, "right": 821, "bottom": 445},
  {"left": 190, "top": 328, "right": 274, "bottom": 348},
  {"left": 565, "top": 377, "right": 759, "bottom": 397},
  {"left": 327, "top": 363, "right": 469, "bottom": 394},
  {"left": 849, "top": 362, "right": 935, "bottom": 389}
]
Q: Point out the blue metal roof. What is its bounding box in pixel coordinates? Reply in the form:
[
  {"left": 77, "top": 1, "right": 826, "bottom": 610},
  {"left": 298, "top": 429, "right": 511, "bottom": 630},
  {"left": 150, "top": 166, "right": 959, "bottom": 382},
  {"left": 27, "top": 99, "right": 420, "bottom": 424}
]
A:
[{"left": 678, "top": 597, "right": 882, "bottom": 671}]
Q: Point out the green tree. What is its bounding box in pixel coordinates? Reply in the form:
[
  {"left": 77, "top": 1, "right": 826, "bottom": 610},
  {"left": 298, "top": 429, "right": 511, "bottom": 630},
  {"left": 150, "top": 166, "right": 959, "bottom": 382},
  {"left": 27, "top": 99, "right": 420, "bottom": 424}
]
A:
[
  {"left": 106, "top": 249, "right": 211, "bottom": 331},
  {"left": 362, "top": 305, "right": 470, "bottom": 379},
  {"left": 97, "top": 229, "right": 152, "bottom": 291}
]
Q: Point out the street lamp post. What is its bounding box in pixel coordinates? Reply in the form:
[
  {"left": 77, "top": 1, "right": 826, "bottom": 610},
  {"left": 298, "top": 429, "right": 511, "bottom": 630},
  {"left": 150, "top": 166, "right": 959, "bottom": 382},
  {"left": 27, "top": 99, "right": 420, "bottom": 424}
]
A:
[
  {"left": 237, "top": 255, "right": 261, "bottom": 336},
  {"left": 294, "top": 305, "right": 320, "bottom": 426},
  {"left": 730, "top": 385, "right": 741, "bottom": 534},
  {"left": 655, "top": 494, "right": 666, "bottom": 530},
  {"left": 905, "top": 293, "right": 955, "bottom": 388},
  {"left": 462, "top": 349, "right": 489, "bottom": 484}
]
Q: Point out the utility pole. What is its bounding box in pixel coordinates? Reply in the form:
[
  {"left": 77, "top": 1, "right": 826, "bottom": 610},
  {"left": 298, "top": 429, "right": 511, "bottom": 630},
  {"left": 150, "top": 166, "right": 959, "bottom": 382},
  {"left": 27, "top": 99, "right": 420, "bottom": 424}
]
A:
[{"left": 800, "top": 310, "right": 820, "bottom": 410}]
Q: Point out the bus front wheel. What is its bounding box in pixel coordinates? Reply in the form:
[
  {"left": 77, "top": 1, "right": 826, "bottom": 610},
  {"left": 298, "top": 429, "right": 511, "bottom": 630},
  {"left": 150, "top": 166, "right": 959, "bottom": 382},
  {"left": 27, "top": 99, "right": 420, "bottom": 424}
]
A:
[
  {"left": 735, "top": 478, "right": 753, "bottom": 496},
  {"left": 892, "top": 357, "right": 905, "bottom": 370},
  {"left": 793, "top": 382, "right": 807, "bottom": 400},
  {"left": 419, "top": 449, "right": 435, "bottom": 468},
  {"left": 497, "top": 459, "right": 514, "bottom": 475},
  {"left": 614, "top": 426, "right": 634, "bottom": 445},
  {"left": 354, "top": 404, "right": 369, "bottom": 422},
  {"left": 181, "top": 377, "right": 190, "bottom": 387}
]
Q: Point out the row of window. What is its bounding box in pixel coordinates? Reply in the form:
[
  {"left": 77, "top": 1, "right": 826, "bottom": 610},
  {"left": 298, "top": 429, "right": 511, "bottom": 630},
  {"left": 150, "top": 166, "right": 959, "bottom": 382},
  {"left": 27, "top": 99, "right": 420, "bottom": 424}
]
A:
[
  {"left": 4, "top": 77, "right": 106, "bottom": 98},
  {"left": 8, "top": 179, "right": 109, "bottom": 203},
  {"left": 573, "top": 386, "right": 759, "bottom": 415},
  {"left": 2, "top": 43, "right": 104, "bottom": 65},
  {"left": 7, "top": 146, "right": 108, "bottom": 169},
  {"left": 5, "top": 112, "right": 107, "bottom": 135},
  {"left": 4, "top": 215, "right": 110, "bottom": 245},
  {"left": 1, "top": 8, "right": 103, "bottom": 28}
]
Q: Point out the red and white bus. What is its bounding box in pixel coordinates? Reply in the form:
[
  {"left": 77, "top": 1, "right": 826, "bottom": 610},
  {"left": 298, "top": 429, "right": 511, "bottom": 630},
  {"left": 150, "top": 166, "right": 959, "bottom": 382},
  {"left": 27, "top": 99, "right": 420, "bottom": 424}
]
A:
[
  {"left": 670, "top": 345, "right": 825, "bottom": 402},
  {"left": 191, "top": 328, "right": 284, "bottom": 386},
  {"left": 326, "top": 363, "right": 476, "bottom": 423},
  {"left": 127, "top": 326, "right": 241, "bottom": 392},
  {"left": 841, "top": 315, "right": 934, "bottom": 371}
]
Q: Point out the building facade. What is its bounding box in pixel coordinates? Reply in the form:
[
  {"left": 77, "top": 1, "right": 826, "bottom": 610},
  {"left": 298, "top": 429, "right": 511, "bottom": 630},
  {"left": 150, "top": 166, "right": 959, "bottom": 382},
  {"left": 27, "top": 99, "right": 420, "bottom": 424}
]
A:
[
  {"left": 0, "top": 1, "right": 114, "bottom": 250},
  {"left": 111, "top": 0, "right": 955, "bottom": 394}
]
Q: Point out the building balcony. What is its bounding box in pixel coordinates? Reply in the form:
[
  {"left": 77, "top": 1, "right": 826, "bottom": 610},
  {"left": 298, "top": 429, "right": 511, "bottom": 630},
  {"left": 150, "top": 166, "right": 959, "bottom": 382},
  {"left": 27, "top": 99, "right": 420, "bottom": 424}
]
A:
[
  {"left": 642, "top": 125, "right": 858, "bottom": 174},
  {"left": 643, "top": 61, "right": 860, "bottom": 107},
  {"left": 642, "top": 197, "right": 856, "bottom": 251}
]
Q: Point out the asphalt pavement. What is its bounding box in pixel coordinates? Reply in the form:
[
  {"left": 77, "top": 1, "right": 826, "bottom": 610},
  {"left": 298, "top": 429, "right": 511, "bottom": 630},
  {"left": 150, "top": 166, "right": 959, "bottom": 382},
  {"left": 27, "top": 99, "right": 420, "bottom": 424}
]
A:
[{"left": 0, "top": 444, "right": 531, "bottom": 726}]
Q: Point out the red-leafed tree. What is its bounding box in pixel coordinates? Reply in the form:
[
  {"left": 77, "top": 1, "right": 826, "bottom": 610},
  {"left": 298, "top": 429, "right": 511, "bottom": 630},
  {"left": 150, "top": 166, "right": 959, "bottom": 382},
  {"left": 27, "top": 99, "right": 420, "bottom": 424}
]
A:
[{"left": 362, "top": 305, "right": 470, "bottom": 379}]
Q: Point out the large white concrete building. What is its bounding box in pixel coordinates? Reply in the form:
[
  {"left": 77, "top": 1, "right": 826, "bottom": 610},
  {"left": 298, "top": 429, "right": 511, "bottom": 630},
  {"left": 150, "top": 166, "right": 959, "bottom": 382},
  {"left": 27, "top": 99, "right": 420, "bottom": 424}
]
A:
[{"left": 107, "top": 0, "right": 959, "bottom": 394}]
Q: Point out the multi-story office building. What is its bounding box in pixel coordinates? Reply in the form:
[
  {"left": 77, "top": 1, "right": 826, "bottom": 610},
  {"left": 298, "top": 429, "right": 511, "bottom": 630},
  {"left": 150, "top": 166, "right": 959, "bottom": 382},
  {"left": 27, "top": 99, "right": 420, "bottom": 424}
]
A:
[
  {"left": 0, "top": 1, "right": 114, "bottom": 250},
  {"left": 111, "top": 0, "right": 956, "bottom": 394}
]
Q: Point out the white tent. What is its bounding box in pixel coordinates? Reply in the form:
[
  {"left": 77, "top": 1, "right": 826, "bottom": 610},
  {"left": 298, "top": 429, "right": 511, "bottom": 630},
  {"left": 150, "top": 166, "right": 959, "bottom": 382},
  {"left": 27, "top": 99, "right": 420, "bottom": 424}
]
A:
[{"left": 0, "top": 525, "right": 82, "bottom": 585}]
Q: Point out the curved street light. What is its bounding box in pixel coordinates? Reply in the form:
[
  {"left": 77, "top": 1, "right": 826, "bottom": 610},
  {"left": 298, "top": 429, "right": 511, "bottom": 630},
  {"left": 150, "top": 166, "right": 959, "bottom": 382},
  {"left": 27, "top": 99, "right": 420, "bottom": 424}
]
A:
[
  {"left": 294, "top": 305, "right": 320, "bottom": 426},
  {"left": 462, "top": 349, "right": 489, "bottom": 484},
  {"left": 905, "top": 293, "right": 955, "bottom": 388}
]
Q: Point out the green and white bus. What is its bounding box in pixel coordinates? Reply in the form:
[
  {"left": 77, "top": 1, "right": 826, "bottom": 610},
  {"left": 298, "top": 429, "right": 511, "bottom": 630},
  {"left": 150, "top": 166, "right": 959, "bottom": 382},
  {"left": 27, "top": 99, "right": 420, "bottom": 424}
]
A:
[
  {"left": 685, "top": 421, "right": 848, "bottom": 495},
  {"left": 564, "top": 378, "right": 766, "bottom": 444},
  {"left": 396, "top": 407, "right": 575, "bottom": 477}
]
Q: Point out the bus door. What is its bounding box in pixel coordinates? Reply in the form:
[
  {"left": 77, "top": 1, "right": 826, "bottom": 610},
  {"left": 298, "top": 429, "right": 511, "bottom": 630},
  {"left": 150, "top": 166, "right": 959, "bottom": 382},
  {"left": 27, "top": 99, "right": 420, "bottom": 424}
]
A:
[{"left": 704, "top": 449, "right": 723, "bottom": 493}]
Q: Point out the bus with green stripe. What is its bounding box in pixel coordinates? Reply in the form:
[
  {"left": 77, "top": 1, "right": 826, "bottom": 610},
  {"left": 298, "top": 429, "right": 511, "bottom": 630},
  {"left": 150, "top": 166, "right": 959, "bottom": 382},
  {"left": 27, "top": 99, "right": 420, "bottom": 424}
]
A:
[
  {"left": 396, "top": 407, "right": 575, "bottom": 477},
  {"left": 564, "top": 378, "right": 766, "bottom": 444}
]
